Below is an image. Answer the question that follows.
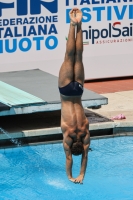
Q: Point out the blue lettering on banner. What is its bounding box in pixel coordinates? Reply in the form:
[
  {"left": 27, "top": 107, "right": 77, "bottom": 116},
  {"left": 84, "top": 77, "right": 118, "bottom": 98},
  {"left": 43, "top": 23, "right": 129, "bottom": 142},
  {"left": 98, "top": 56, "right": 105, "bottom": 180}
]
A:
[
  {"left": 129, "top": 5, "right": 133, "bottom": 18},
  {"left": 45, "top": 36, "right": 58, "bottom": 49},
  {"left": 0, "top": 0, "right": 59, "bottom": 53},
  {"left": 93, "top": 7, "right": 105, "bottom": 21},
  {"left": 0, "top": 2, "right": 14, "bottom": 17},
  {"left": 0, "top": 39, "right": 3, "bottom": 53},
  {"left": 66, "top": 5, "right": 133, "bottom": 23},
  {"left": 33, "top": 36, "right": 44, "bottom": 50},
  {"left": 0, "top": 16, "right": 58, "bottom": 26},
  {"left": 17, "top": 0, "right": 28, "bottom": 16},
  {"left": 0, "top": 24, "right": 58, "bottom": 38},
  {"left": 30, "top": 0, "right": 58, "bottom": 15},
  {"left": 113, "top": 5, "right": 127, "bottom": 19},
  {"left": 5, "top": 39, "right": 17, "bottom": 53},
  {"left": 0, "top": 36, "right": 58, "bottom": 53},
  {"left": 66, "top": 0, "right": 133, "bottom": 6},
  {"left": 0, "top": 0, "right": 58, "bottom": 17},
  {"left": 19, "top": 38, "right": 32, "bottom": 52}
]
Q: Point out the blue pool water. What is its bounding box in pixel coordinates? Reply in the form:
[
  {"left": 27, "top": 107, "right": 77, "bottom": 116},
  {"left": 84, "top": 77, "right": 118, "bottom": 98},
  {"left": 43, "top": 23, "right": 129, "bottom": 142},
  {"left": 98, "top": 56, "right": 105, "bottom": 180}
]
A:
[{"left": 0, "top": 136, "right": 133, "bottom": 200}]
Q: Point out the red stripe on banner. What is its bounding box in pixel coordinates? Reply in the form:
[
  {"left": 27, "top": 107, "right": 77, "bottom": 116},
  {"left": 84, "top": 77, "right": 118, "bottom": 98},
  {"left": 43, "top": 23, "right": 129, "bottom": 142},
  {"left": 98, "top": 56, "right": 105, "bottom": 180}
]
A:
[{"left": 113, "top": 22, "right": 121, "bottom": 27}]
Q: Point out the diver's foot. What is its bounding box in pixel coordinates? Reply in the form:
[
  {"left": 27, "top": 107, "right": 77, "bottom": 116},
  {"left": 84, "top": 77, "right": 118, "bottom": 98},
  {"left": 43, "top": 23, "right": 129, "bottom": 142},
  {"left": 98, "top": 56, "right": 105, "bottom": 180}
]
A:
[
  {"left": 69, "top": 8, "right": 78, "bottom": 26},
  {"left": 76, "top": 9, "right": 82, "bottom": 24}
]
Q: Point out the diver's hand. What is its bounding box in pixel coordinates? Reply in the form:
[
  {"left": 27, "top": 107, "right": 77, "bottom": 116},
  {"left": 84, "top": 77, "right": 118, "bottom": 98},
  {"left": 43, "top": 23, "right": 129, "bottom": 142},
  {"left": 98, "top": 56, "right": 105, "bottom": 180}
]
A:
[
  {"left": 75, "top": 175, "right": 84, "bottom": 184},
  {"left": 69, "top": 177, "right": 77, "bottom": 183}
]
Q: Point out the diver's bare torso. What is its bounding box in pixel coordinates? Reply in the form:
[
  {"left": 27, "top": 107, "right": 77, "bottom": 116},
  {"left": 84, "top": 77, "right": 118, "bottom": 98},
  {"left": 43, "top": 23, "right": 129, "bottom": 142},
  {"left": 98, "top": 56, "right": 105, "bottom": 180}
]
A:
[{"left": 61, "top": 95, "right": 89, "bottom": 145}]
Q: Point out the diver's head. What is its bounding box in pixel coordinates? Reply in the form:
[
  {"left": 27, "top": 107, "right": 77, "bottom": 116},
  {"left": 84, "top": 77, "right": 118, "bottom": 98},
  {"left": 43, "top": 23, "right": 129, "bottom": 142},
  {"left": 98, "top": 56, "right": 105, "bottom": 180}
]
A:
[{"left": 71, "top": 140, "right": 83, "bottom": 156}]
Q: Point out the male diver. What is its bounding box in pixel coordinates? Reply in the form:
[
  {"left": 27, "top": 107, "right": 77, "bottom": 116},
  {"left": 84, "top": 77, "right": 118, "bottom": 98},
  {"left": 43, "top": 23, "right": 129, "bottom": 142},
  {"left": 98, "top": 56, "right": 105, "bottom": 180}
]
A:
[{"left": 58, "top": 8, "right": 90, "bottom": 184}]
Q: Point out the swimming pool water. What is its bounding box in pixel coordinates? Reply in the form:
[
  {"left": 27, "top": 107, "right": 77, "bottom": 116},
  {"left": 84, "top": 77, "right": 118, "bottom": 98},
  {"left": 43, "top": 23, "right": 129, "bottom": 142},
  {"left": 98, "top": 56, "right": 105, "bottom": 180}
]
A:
[{"left": 0, "top": 136, "right": 133, "bottom": 200}]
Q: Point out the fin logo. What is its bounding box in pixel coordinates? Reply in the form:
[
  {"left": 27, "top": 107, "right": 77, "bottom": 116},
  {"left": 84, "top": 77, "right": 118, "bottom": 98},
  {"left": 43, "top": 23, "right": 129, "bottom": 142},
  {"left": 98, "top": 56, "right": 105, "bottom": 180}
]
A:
[{"left": 0, "top": 0, "right": 58, "bottom": 17}]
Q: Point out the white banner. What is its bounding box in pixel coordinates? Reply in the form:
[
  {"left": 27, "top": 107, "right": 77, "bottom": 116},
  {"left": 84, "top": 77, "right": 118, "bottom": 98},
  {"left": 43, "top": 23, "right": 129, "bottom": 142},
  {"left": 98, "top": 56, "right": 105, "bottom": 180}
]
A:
[{"left": 0, "top": 0, "right": 133, "bottom": 79}]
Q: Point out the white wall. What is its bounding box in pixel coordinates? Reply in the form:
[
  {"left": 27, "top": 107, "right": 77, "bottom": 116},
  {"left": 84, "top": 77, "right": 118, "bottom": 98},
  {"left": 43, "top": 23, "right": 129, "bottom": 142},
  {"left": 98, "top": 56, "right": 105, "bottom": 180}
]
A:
[{"left": 0, "top": 0, "right": 133, "bottom": 79}]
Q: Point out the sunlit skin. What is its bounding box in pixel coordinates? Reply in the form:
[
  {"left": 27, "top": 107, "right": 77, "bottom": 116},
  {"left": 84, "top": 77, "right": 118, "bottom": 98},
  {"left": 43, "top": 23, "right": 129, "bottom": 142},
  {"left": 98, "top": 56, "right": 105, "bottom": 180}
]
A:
[{"left": 58, "top": 8, "right": 90, "bottom": 184}]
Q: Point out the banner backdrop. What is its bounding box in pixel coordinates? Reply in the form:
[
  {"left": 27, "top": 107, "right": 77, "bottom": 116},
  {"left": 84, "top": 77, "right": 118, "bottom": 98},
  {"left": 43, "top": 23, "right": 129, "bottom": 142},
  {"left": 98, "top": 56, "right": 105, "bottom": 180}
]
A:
[{"left": 0, "top": 0, "right": 133, "bottom": 79}]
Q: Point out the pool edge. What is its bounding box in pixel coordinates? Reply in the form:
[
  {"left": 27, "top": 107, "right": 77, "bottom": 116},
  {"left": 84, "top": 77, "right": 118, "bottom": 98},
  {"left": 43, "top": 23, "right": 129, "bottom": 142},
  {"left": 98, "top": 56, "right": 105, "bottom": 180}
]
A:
[{"left": 0, "top": 120, "right": 133, "bottom": 148}]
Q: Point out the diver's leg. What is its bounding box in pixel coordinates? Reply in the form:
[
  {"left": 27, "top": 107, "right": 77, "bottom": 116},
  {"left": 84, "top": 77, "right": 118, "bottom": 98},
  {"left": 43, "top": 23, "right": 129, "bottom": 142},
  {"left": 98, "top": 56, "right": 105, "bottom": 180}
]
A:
[
  {"left": 74, "top": 10, "right": 84, "bottom": 86},
  {"left": 58, "top": 9, "right": 77, "bottom": 88}
]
